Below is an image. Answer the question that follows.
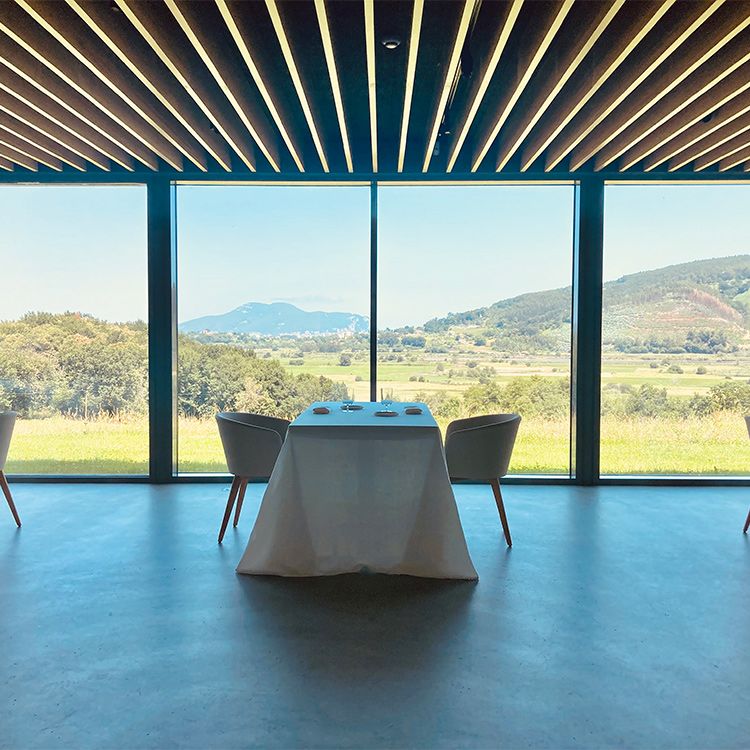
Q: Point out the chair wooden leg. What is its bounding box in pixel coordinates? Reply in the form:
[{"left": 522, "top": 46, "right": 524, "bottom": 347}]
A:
[
  {"left": 0, "top": 470, "right": 20, "bottom": 527},
  {"left": 233, "top": 479, "right": 248, "bottom": 527},
  {"left": 744, "top": 507, "right": 750, "bottom": 534},
  {"left": 490, "top": 478, "right": 512, "bottom": 547},
  {"left": 218, "top": 476, "right": 241, "bottom": 544}
]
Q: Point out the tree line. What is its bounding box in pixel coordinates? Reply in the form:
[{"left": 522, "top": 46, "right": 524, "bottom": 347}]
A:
[
  {"left": 3, "top": 312, "right": 750, "bottom": 423},
  {"left": 0, "top": 313, "right": 345, "bottom": 421}
]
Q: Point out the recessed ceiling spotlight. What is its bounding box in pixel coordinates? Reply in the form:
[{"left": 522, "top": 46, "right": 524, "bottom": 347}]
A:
[{"left": 382, "top": 37, "right": 401, "bottom": 50}]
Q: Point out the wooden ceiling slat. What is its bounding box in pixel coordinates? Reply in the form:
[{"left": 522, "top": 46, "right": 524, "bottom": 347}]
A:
[
  {"left": 216, "top": 0, "right": 303, "bottom": 172},
  {"left": 718, "top": 142, "right": 750, "bottom": 171},
  {"left": 164, "top": 0, "right": 281, "bottom": 172},
  {"left": 364, "top": 0, "right": 377, "bottom": 172},
  {"left": 445, "top": 0, "right": 522, "bottom": 173},
  {"left": 0, "top": 143, "right": 38, "bottom": 170},
  {"left": 642, "top": 76, "right": 750, "bottom": 171},
  {"left": 314, "top": 0, "right": 353, "bottom": 173},
  {"left": 0, "top": 89, "right": 110, "bottom": 171},
  {"left": 0, "top": 2, "right": 746, "bottom": 176},
  {"left": 471, "top": 0, "right": 574, "bottom": 173},
  {"left": 593, "top": 25, "right": 750, "bottom": 171},
  {"left": 688, "top": 122, "right": 750, "bottom": 171},
  {"left": 3, "top": 1, "right": 182, "bottom": 170},
  {"left": 667, "top": 110, "right": 750, "bottom": 172},
  {"left": 265, "top": 0, "right": 328, "bottom": 172},
  {"left": 0, "top": 85, "right": 113, "bottom": 171},
  {"left": 68, "top": 0, "right": 231, "bottom": 172},
  {"left": 572, "top": 3, "right": 750, "bottom": 171},
  {"left": 422, "top": 0, "right": 477, "bottom": 173},
  {"left": 520, "top": 0, "right": 675, "bottom": 172},
  {"left": 0, "top": 18, "right": 162, "bottom": 170},
  {"left": 322, "top": 2, "right": 371, "bottom": 172},
  {"left": 115, "top": 0, "right": 257, "bottom": 171},
  {"left": 0, "top": 115, "right": 86, "bottom": 171},
  {"left": 0, "top": 126, "right": 63, "bottom": 170},
  {"left": 622, "top": 62, "right": 750, "bottom": 172},
  {"left": 0, "top": 57, "right": 138, "bottom": 171},
  {"left": 397, "top": 0, "right": 423, "bottom": 173},
  {"left": 546, "top": 1, "right": 724, "bottom": 172},
  {"left": 495, "top": 0, "right": 624, "bottom": 172},
  {"left": 692, "top": 119, "right": 750, "bottom": 170},
  {"left": 16, "top": 0, "right": 203, "bottom": 171}
]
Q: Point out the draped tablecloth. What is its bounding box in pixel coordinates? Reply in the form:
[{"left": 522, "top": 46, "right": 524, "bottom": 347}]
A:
[{"left": 236, "top": 402, "right": 477, "bottom": 580}]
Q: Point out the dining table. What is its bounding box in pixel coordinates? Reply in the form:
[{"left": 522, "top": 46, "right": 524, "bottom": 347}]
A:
[{"left": 236, "top": 401, "right": 478, "bottom": 580}]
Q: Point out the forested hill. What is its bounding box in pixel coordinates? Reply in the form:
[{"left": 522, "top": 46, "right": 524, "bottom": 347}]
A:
[{"left": 423, "top": 255, "right": 750, "bottom": 354}]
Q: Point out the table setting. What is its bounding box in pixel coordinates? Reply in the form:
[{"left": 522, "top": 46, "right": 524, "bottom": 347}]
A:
[{"left": 236, "top": 400, "right": 478, "bottom": 580}]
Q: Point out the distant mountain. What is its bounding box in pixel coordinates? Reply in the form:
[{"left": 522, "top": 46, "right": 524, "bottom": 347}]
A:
[
  {"left": 180, "top": 301, "right": 369, "bottom": 335},
  {"left": 423, "top": 255, "right": 750, "bottom": 354}
]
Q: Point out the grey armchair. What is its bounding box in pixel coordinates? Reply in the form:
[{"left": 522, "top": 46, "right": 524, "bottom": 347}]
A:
[
  {"left": 445, "top": 413, "right": 521, "bottom": 547},
  {"left": 215, "top": 412, "right": 290, "bottom": 543},
  {"left": 0, "top": 411, "right": 20, "bottom": 527}
]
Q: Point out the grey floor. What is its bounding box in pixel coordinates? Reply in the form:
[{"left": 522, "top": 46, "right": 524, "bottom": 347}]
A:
[{"left": 1, "top": 483, "right": 749, "bottom": 750}]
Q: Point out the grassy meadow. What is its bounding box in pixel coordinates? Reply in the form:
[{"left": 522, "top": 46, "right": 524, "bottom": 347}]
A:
[{"left": 7, "top": 351, "right": 750, "bottom": 476}]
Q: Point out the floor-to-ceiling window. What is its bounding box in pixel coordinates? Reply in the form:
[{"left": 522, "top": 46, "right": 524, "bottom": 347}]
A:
[
  {"left": 0, "top": 184, "right": 148, "bottom": 474},
  {"left": 377, "top": 184, "right": 574, "bottom": 475},
  {"left": 601, "top": 183, "right": 750, "bottom": 475},
  {"left": 175, "top": 184, "right": 371, "bottom": 473}
]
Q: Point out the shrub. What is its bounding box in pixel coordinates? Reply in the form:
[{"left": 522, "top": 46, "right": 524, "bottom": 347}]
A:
[
  {"left": 464, "top": 376, "right": 569, "bottom": 420},
  {"left": 705, "top": 380, "right": 750, "bottom": 413},
  {"left": 401, "top": 334, "right": 426, "bottom": 348},
  {"left": 696, "top": 366, "right": 707, "bottom": 375},
  {"left": 623, "top": 384, "right": 674, "bottom": 418},
  {"left": 667, "top": 364, "right": 683, "bottom": 374},
  {"left": 338, "top": 354, "right": 352, "bottom": 366}
]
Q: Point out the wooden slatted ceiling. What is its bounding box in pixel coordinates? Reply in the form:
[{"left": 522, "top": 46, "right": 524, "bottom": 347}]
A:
[{"left": 0, "top": 0, "right": 750, "bottom": 176}]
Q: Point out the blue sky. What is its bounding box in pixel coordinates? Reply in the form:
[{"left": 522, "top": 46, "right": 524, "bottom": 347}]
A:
[{"left": 1, "top": 183, "right": 749, "bottom": 328}]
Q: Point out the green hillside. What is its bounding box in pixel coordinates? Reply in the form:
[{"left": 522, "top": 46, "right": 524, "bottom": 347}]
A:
[{"left": 423, "top": 255, "right": 750, "bottom": 354}]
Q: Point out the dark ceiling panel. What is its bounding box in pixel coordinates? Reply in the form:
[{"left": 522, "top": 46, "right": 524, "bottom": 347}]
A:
[{"left": 0, "top": 0, "right": 748, "bottom": 176}]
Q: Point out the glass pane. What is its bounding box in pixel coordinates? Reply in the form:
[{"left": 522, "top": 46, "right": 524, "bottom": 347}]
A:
[
  {"left": 0, "top": 185, "right": 148, "bottom": 474},
  {"left": 176, "top": 185, "right": 371, "bottom": 473},
  {"left": 378, "top": 185, "right": 574, "bottom": 475},
  {"left": 601, "top": 184, "right": 750, "bottom": 475}
]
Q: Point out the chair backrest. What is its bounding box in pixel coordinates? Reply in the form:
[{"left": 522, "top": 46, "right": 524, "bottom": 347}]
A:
[
  {"left": 215, "top": 412, "right": 290, "bottom": 478},
  {"left": 745, "top": 415, "right": 750, "bottom": 439},
  {"left": 0, "top": 411, "right": 17, "bottom": 471},
  {"left": 445, "top": 413, "right": 521, "bottom": 481}
]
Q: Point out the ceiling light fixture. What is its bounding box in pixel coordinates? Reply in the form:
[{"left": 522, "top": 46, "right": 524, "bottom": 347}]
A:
[{"left": 382, "top": 37, "right": 401, "bottom": 50}]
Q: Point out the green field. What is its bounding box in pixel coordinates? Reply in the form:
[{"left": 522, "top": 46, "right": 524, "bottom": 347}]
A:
[
  {"left": 6, "top": 349, "right": 750, "bottom": 475},
  {"left": 7, "top": 412, "right": 749, "bottom": 476}
]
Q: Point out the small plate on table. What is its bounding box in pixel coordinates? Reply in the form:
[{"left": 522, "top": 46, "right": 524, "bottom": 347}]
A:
[
  {"left": 313, "top": 406, "right": 330, "bottom": 414},
  {"left": 405, "top": 407, "right": 423, "bottom": 415},
  {"left": 374, "top": 410, "right": 399, "bottom": 417},
  {"left": 340, "top": 404, "right": 363, "bottom": 411}
]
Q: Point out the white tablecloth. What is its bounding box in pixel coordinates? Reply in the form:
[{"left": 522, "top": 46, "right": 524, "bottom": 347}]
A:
[{"left": 236, "top": 401, "right": 477, "bottom": 580}]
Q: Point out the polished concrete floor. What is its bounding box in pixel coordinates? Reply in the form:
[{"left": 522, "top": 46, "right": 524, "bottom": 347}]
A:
[{"left": 1, "top": 483, "right": 749, "bottom": 750}]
